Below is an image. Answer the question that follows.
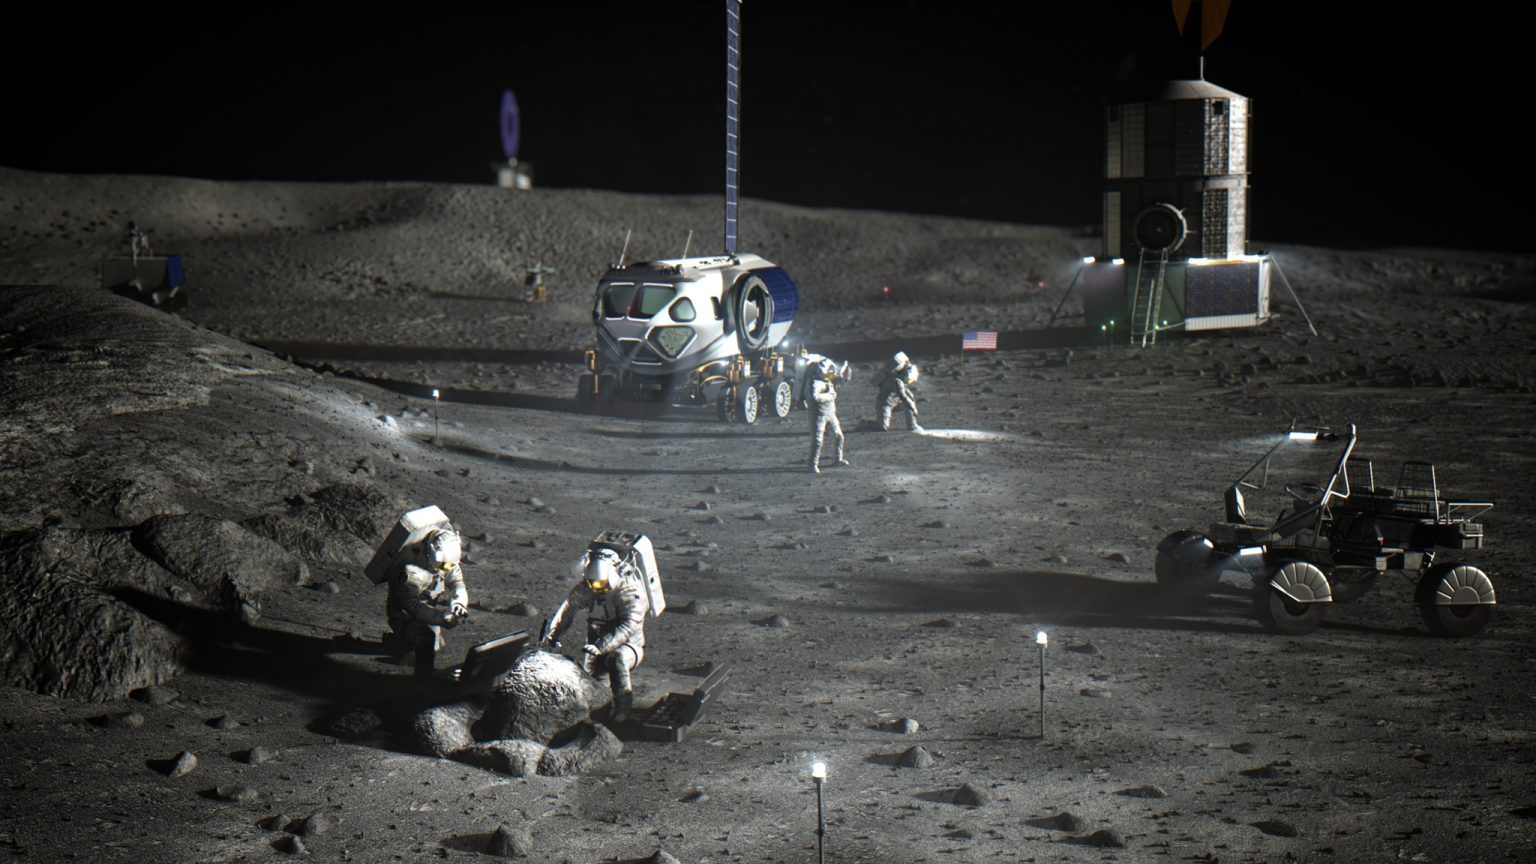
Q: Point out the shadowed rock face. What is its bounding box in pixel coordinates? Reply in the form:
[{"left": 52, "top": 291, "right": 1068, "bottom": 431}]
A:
[
  {"left": 414, "top": 650, "right": 620, "bottom": 777},
  {"left": 0, "top": 518, "right": 305, "bottom": 700},
  {"left": 0, "top": 526, "right": 184, "bottom": 701}
]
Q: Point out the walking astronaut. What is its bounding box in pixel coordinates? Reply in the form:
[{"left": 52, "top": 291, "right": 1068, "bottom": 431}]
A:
[
  {"left": 540, "top": 535, "right": 665, "bottom": 722},
  {"left": 366, "top": 506, "right": 470, "bottom": 678},
  {"left": 875, "top": 351, "right": 923, "bottom": 432},
  {"left": 806, "top": 357, "right": 849, "bottom": 473}
]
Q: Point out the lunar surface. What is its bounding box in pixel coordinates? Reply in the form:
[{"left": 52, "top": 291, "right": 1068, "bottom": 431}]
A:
[{"left": 1, "top": 166, "right": 1534, "bottom": 862}]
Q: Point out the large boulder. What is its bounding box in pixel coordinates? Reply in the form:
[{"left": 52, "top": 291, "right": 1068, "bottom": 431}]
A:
[
  {"left": 412, "top": 650, "right": 620, "bottom": 777},
  {"left": 0, "top": 526, "right": 184, "bottom": 701},
  {"left": 479, "top": 649, "right": 613, "bottom": 743}
]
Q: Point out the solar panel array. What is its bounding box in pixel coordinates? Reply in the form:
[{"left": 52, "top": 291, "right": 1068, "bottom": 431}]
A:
[{"left": 724, "top": 0, "right": 741, "bottom": 255}]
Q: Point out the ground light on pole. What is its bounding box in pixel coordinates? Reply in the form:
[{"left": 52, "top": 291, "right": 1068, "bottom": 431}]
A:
[
  {"left": 1036, "top": 630, "right": 1048, "bottom": 739},
  {"left": 432, "top": 388, "right": 441, "bottom": 445},
  {"left": 811, "top": 761, "right": 826, "bottom": 864}
]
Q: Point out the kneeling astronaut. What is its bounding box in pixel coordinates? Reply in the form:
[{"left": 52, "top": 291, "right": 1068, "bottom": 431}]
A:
[
  {"left": 540, "top": 544, "right": 653, "bottom": 721},
  {"left": 385, "top": 526, "right": 469, "bottom": 677}
]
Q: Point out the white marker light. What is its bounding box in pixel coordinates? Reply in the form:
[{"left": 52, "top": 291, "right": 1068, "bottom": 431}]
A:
[
  {"left": 811, "top": 761, "right": 826, "bottom": 780},
  {"left": 1035, "top": 631, "right": 1048, "bottom": 647},
  {"left": 1082, "top": 256, "right": 1096, "bottom": 264},
  {"left": 433, "top": 389, "right": 440, "bottom": 400},
  {"left": 1288, "top": 430, "right": 1318, "bottom": 441},
  {"left": 1238, "top": 546, "right": 1265, "bottom": 557},
  {"left": 1111, "top": 258, "right": 1125, "bottom": 266}
]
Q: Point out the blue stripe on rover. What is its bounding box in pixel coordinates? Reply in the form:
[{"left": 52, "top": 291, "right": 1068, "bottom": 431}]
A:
[{"left": 757, "top": 267, "right": 799, "bottom": 324}]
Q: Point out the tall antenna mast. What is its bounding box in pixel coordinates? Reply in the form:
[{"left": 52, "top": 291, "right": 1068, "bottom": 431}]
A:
[{"left": 724, "top": 0, "right": 741, "bottom": 256}]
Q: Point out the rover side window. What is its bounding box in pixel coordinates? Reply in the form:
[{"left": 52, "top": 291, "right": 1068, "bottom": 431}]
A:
[
  {"left": 602, "top": 283, "right": 637, "bottom": 318},
  {"left": 669, "top": 297, "right": 697, "bottom": 322},
  {"left": 633, "top": 284, "right": 676, "bottom": 319}
]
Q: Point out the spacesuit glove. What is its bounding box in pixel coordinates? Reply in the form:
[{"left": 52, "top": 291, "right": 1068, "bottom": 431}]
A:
[
  {"left": 450, "top": 601, "right": 469, "bottom": 619},
  {"left": 581, "top": 643, "right": 602, "bottom": 659}
]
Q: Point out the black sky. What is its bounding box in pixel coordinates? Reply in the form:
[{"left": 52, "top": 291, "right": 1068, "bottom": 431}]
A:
[{"left": 4, "top": 2, "right": 1528, "bottom": 253}]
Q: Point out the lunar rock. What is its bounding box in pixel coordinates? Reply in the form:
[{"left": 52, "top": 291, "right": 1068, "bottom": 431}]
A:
[
  {"left": 644, "top": 852, "right": 681, "bottom": 864},
  {"left": 1081, "top": 828, "right": 1125, "bottom": 847},
  {"left": 243, "top": 745, "right": 276, "bottom": 764},
  {"left": 133, "top": 514, "right": 299, "bottom": 613},
  {"left": 953, "top": 782, "right": 989, "bottom": 806},
  {"left": 898, "top": 746, "right": 935, "bottom": 768},
  {"left": 296, "top": 811, "right": 334, "bottom": 837},
  {"left": 215, "top": 785, "right": 259, "bottom": 803},
  {"left": 132, "top": 685, "right": 179, "bottom": 706},
  {"left": 486, "top": 823, "right": 532, "bottom": 857},
  {"left": 1252, "top": 819, "right": 1299, "bottom": 837},
  {"left": 1114, "top": 784, "right": 1168, "bottom": 798},
  {"left": 1051, "top": 811, "right": 1085, "bottom": 832},
  {"left": 275, "top": 834, "right": 305, "bottom": 855},
  {"left": 166, "top": 751, "right": 198, "bottom": 777}
]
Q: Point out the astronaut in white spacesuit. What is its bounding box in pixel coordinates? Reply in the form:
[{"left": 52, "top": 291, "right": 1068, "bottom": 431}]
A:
[
  {"left": 808, "top": 357, "right": 849, "bottom": 474},
  {"left": 875, "top": 351, "right": 922, "bottom": 432},
  {"left": 540, "top": 547, "right": 650, "bottom": 721},
  {"left": 384, "top": 527, "right": 469, "bottom": 678}
]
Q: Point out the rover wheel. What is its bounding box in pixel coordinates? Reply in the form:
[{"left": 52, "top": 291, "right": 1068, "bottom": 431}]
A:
[
  {"left": 1154, "top": 530, "right": 1219, "bottom": 593},
  {"left": 736, "top": 383, "right": 760, "bottom": 424},
  {"left": 717, "top": 388, "right": 737, "bottom": 424},
  {"left": 771, "top": 379, "right": 794, "bottom": 419},
  {"left": 1254, "top": 561, "right": 1330, "bottom": 635},
  {"left": 1415, "top": 563, "right": 1495, "bottom": 637},
  {"left": 576, "top": 373, "right": 595, "bottom": 409}
]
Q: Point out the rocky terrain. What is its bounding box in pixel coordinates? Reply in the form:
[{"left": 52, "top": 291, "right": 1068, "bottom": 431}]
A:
[{"left": 1, "top": 166, "right": 1534, "bottom": 862}]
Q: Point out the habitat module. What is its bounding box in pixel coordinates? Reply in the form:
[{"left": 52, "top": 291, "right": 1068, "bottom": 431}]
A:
[{"left": 1082, "top": 78, "right": 1273, "bottom": 344}]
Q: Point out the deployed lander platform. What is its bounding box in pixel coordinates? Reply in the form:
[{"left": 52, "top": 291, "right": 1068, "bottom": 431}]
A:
[{"left": 577, "top": 0, "right": 802, "bottom": 424}]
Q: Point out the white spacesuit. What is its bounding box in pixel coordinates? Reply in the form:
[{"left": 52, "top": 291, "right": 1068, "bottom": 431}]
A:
[
  {"left": 808, "top": 358, "right": 848, "bottom": 474},
  {"left": 542, "top": 548, "right": 650, "bottom": 721},
  {"left": 385, "top": 527, "right": 469, "bottom": 678},
  {"left": 876, "top": 351, "right": 922, "bottom": 432}
]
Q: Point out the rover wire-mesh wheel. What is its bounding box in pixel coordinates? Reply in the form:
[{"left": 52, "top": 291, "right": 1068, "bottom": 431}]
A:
[
  {"left": 1254, "top": 561, "right": 1330, "bottom": 635},
  {"left": 577, "top": 373, "right": 595, "bottom": 409},
  {"left": 1415, "top": 563, "right": 1496, "bottom": 637},
  {"left": 736, "top": 384, "right": 760, "bottom": 424},
  {"left": 771, "top": 379, "right": 794, "bottom": 419},
  {"left": 717, "top": 387, "right": 736, "bottom": 424},
  {"left": 1154, "top": 530, "right": 1219, "bottom": 594}
]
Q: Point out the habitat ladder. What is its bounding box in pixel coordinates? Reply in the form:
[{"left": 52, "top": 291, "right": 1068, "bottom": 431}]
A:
[{"left": 1129, "top": 247, "right": 1171, "bottom": 347}]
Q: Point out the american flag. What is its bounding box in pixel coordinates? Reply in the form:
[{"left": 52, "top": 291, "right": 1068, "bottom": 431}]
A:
[{"left": 962, "top": 329, "right": 998, "bottom": 351}]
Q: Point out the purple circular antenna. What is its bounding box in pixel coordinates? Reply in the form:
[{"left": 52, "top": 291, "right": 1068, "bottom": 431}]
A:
[{"left": 499, "top": 89, "right": 521, "bottom": 161}]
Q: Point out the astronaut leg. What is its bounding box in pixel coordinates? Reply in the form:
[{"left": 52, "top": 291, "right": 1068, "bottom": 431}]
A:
[
  {"left": 809, "top": 413, "right": 827, "bottom": 473},
  {"left": 830, "top": 414, "right": 847, "bottom": 465},
  {"left": 879, "top": 391, "right": 898, "bottom": 430},
  {"left": 413, "top": 623, "right": 443, "bottom": 678},
  {"left": 607, "top": 645, "right": 639, "bottom": 722},
  {"left": 903, "top": 394, "right": 921, "bottom": 431}
]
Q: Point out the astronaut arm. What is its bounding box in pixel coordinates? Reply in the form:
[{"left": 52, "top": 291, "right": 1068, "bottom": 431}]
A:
[
  {"left": 811, "top": 380, "right": 836, "bottom": 405},
  {"left": 445, "top": 566, "right": 469, "bottom": 616}
]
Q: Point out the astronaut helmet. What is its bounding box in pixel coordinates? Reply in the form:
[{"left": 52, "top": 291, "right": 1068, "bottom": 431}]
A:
[
  {"left": 583, "top": 549, "right": 622, "bottom": 593},
  {"left": 816, "top": 358, "right": 840, "bottom": 381},
  {"left": 892, "top": 351, "right": 910, "bottom": 369},
  {"left": 425, "top": 528, "right": 462, "bottom": 572}
]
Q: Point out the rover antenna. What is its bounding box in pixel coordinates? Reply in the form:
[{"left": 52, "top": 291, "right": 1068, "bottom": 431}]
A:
[
  {"left": 724, "top": 0, "right": 741, "bottom": 256},
  {"left": 616, "top": 229, "right": 633, "bottom": 269},
  {"left": 681, "top": 229, "right": 694, "bottom": 259}
]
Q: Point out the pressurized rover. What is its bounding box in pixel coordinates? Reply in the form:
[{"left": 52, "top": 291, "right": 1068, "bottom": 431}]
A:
[{"left": 577, "top": 0, "right": 803, "bottom": 424}]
